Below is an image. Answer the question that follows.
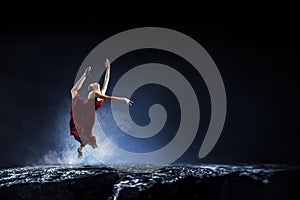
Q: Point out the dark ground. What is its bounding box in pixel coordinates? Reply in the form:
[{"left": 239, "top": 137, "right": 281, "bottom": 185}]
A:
[{"left": 0, "top": 164, "right": 299, "bottom": 200}]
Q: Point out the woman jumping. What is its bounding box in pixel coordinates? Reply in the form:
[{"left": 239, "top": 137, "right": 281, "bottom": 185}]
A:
[{"left": 69, "top": 59, "right": 133, "bottom": 158}]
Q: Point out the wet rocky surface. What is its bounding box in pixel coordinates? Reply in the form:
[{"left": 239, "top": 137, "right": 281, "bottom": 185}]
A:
[{"left": 0, "top": 164, "right": 299, "bottom": 200}]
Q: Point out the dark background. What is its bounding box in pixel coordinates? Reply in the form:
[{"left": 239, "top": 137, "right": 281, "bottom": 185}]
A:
[{"left": 0, "top": 7, "right": 299, "bottom": 168}]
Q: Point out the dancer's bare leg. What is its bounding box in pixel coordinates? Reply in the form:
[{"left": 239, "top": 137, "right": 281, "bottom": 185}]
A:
[
  {"left": 79, "top": 144, "right": 84, "bottom": 151},
  {"left": 77, "top": 144, "right": 84, "bottom": 159},
  {"left": 71, "top": 67, "right": 91, "bottom": 99}
]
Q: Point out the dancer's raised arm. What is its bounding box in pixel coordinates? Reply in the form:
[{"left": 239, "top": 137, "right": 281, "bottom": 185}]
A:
[
  {"left": 94, "top": 91, "right": 133, "bottom": 106},
  {"left": 71, "top": 67, "right": 91, "bottom": 99},
  {"left": 101, "top": 58, "right": 110, "bottom": 95}
]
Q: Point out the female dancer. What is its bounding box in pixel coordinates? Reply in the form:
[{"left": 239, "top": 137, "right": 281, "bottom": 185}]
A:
[{"left": 70, "top": 59, "right": 133, "bottom": 158}]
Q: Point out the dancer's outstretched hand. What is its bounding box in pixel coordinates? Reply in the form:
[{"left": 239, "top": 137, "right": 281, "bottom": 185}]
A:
[
  {"left": 85, "top": 66, "right": 92, "bottom": 77},
  {"left": 105, "top": 58, "right": 110, "bottom": 69},
  {"left": 124, "top": 98, "right": 134, "bottom": 106}
]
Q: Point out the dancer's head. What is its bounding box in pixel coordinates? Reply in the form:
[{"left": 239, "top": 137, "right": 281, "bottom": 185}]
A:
[{"left": 88, "top": 82, "right": 100, "bottom": 92}]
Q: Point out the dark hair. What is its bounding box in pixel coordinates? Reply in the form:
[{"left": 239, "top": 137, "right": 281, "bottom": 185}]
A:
[{"left": 88, "top": 84, "right": 93, "bottom": 92}]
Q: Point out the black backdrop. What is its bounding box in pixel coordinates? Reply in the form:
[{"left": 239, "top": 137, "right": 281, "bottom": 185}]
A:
[{"left": 0, "top": 8, "right": 299, "bottom": 168}]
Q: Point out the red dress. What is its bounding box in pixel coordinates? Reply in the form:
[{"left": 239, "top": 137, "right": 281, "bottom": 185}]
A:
[{"left": 69, "top": 94, "right": 104, "bottom": 148}]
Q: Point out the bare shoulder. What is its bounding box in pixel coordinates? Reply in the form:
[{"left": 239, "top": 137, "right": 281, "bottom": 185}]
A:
[
  {"left": 93, "top": 91, "right": 104, "bottom": 101},
  {"left": 87, "top": 91, "right": 96, "bottom": 100},
  {"left": 88, "top": 91, "right": 103, "bottom": 101}
]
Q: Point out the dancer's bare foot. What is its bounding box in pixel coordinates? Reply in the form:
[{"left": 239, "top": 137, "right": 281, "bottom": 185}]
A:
[
  {"left": 77, "top": 144, "right": 84, "bottom": 159},
  {"left": 77, "top": 148, "right": 83, "bottom": 159}
]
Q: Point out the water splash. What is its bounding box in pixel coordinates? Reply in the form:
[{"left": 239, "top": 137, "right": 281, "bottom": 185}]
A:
[{"left": 38, "top": 105, "right": 126, "bottom": 166}]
